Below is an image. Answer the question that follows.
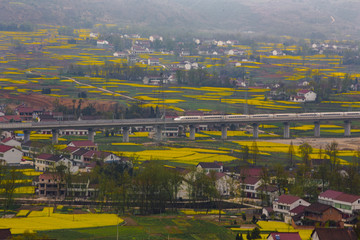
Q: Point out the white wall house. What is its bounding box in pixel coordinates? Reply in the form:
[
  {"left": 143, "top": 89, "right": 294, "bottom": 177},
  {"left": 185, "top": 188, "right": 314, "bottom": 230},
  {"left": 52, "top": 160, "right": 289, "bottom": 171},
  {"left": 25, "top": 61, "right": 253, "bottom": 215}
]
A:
[
  {"left": 318, "top": 190, "right": 360, "bottom": 214},
  {"left": 273, "top": 194, "right": 310, "bottom": 215},
  {"left": 1, "top": 138, "right": 21, "bottom": 148},
  {"left": 240, "top": 176, "right": 262, "bottom": 198},
  {"left": 297, "top": 90, "right": 317, "bottom": 102},
  {"left": 0, "top": 145, "right": 23, "bottom": 165},
  {"left": 213, "top": 172, "right": 233, "bottom": 196}
]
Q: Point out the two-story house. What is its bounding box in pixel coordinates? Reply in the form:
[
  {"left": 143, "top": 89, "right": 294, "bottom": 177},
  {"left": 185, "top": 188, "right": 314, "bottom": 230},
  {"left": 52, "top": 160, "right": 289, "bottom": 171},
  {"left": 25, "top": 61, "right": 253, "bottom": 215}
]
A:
[
  {"left": 318, "top": 190, "right": 360, "bottom": 214},
  {"left": 273, "top": 194, "right": 310, "bottom": 215},
  {"left": 196, "top": 162, "right": 223, "bottom": 173},
  {"left": 0, "top": 145, "right": 23, "bottom": 165},
  {"left": 35, "top": 153, "right": 76, "bottom": 172},
  {"left": 240, "top": 176, "right": 262, "bottom": 198}
]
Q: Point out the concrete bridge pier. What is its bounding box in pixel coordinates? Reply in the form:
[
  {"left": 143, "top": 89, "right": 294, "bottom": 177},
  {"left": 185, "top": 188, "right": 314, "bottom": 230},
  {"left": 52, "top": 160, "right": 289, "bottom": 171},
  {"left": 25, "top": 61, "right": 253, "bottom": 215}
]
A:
[
  {"left": 314, "top": 121, "right": 321, "bottom": 137},
  {"left": 23, "top": 130, "right": 30, "bottom": 142},
  {"left": 178, "top": 126, "right": 184, "bottom": 137},
  {"left": 52, "top": 129, "right": 59, "bottom": 144},
  {"left": 88, "top": 128, "right": 95, "bottom": 142},
  {"left": 283, "top": 122, "right": 290, "bottom": 139},
  {"left": 344, "top": 120, "right": 351, "bottom": 137},
  {"left": 252, "top": 123, "right": 259, "bottom": 139},
  {"left": 155, "top": 125, "right": 162, "bottom": 141},
  {"left": 189, "top": 125, "right": 196, "bottom": 140},
  {"left": 122, "top": 127, "right": 130, "bottom": 142},
  {"left": 221, "top": 124, "right": 228, "bottom": 140}
]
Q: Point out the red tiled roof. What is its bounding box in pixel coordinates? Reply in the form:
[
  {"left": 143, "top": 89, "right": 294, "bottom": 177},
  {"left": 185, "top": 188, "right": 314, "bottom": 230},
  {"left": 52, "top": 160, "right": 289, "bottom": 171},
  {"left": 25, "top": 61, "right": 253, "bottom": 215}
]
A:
[
  {"left": 304, "top": 202, "right": 340, "bottom": 214},
  {"left": 312, "top": 228, "right": 357, "bottom": 240},
  {"left": 39, "top": 173, "right": 61, "bottom": 180},
  {"left": 335, "top": 193, "right": 360, "bottom": 203},
  {"left": 69, "top": 140, "right": 96, "bottom": 147},
  {"left": 242, "top": 176, "right": 260, "bottom": 185},
  {"left": 298, "top": 89, "right": 310, "bottom": 94},
  {"left": 256, "top": 185, "right": 278, "bottom": 193},
  {"left": 241, "top": 167, "right": 262, "bottom": 177},
  {"left": 0, "top": 145, "right": 13, "bottom": 153},
  {"left": 277, "top": 194, "right": 301, "bottom": 204},
  {"left": 1, "top": 137, "right": 12, "bottom": 143},
  {"left": 83, "top": 150, "right": 111, "bottom": 159},
  {"left": 268, "top": 232, "right": 301, "bottom": 240},
  {"left": 319, "top": 190, "right": 343, "bottom": 200},
  {"left": 36, "top": 153, "right": 62, "bottom": 162},
  {"left": 63, "top": 146, "right": 80, "bottom": 153},
  {"left": 290, "top": 205, "right": 307, "bottom": 215},
  {"left": 17, "top": 107, "right": 33, "bottom": 113},
  {"left": 210, "top": 172, "right": 227, "bottom": 180}
]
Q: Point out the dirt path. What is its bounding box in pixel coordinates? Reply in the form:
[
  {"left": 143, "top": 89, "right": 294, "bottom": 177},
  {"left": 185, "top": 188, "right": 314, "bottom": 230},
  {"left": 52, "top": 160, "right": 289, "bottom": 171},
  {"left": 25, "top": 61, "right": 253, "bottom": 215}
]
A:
[
  {"left": 122, "top": 217, "right": 138, "bottom": 226},
  {"left": 65, "top": 77, "right": 138, "bottom": 102}
]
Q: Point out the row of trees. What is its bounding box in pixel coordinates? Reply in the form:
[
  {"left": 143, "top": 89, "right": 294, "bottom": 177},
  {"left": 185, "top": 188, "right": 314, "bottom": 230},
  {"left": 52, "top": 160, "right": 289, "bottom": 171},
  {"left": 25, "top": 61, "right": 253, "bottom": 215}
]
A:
[
  {"left": 90, "top": 161, "right": 223, "bottom": 215},
  {"left": 53, "top": 99, "right": 162, "bottom": 120}
]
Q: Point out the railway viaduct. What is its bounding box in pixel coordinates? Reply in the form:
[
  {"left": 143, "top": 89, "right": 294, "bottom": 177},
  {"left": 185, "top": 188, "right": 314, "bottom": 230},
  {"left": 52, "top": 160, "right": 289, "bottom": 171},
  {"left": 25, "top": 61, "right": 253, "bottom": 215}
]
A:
[{"left": 0, "top": 113, "right": 358, "bottom": 144}]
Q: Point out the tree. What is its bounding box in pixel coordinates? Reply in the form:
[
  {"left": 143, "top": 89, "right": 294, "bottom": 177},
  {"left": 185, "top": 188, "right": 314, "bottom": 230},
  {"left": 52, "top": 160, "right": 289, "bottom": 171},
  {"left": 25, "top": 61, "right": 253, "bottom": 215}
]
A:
[
  {"left": 242, "top": 145, "right": 249, "bottom": 162},
  {"left": 2, "top": 167, "right": 22, "bottom": 213},
  {"left": 259, "top": 167, "right": 271, "bottom": 206},
  {"left": 251, "top": 227, "right": 261, "bottom": 239},
  {"left": 250, "top": 141, "right": 259, "bottom": 165},
  {"left": 246, "top": 230, "right": 251, "bottom": 240},
  {"left": 236, "top": 233, "right": 244, "bottom": 240},
  {"left": 325, "top": 141, "right": 339, "bottom": 171},
  {"left": 274, "top": 164, "right": 289, "bottom": 196},
  {"left": 287, "top": 141, "right": 295, "bottom": 168},
  {"left": 298, "top": 142, "right": 312, "bottom": 168}
]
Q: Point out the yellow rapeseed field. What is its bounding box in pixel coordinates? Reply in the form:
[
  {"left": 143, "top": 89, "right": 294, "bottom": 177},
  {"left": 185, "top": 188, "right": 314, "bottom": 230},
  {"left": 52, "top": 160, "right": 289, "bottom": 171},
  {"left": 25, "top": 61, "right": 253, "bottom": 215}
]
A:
[{"left": 2, "top": 208, "right": 123, "bottom": 234}]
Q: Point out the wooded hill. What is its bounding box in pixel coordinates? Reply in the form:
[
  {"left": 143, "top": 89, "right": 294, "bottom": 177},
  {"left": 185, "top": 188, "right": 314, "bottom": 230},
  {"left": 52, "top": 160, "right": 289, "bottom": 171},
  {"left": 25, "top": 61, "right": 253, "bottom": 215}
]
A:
[{"left": 1, "top": 0, "right": 360, "bottom": 39}]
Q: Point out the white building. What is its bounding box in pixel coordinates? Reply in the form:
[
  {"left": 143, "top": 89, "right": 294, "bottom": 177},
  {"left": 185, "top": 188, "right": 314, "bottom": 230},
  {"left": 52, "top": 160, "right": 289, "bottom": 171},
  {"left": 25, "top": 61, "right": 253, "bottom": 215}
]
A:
[
  {"left": 318, "top": 190, "right": 360, "bottom": 214},
  {"left": 1, "top": 138, "right": 21, "bottom": 148},
  {"left": 273, "top": 194, "right": 310, "bottom": 215},
  {"left": 0, "top": 145, "right": 23, "bottom": 165},
  {"left": 297, "top": 90, "right": 317, "bottom": 102}
]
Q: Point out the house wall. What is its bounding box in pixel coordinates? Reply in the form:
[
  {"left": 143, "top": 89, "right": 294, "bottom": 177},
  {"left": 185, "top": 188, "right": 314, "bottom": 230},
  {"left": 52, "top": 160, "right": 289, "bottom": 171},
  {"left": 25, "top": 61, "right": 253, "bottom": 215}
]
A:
[
  {"left": 0, "top": 148, "right": 23, "bottom": 164},
  {"left": 311, "top": 232, "right": 320, "bottom": 240},
  {"left": 3, "top": 139, "right": 21, "bottom": 147},
  {"left": 305, "top": 92, "right": 317, "bottom": 101},
  {"left": 306, "top": 208, "right": 342, "bottom": 223},
  {"left": 215, "top": 176, "right": 232, "bottom": 196},
  {"left": 273, "top": 199, "right": 310, "bottom": 215}
]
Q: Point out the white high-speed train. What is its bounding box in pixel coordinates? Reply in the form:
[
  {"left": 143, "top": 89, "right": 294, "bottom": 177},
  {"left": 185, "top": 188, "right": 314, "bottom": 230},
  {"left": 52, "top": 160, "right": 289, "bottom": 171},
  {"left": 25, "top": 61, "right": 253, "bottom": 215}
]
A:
[{"left": 174, "top": 112, "right": 360, "bottom": 121}]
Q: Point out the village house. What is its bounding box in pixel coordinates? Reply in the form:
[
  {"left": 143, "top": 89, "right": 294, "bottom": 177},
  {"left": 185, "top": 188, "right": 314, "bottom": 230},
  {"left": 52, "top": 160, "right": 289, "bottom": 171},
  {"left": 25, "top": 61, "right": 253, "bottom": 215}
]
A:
[
  {"left": 291, "top": 202, "right": 343, "bottom": 227},
  {"left": 273, "top": 194, "right": 310, "bottom": 216},
  {"left": 267, "top": 232, "right": 301, "bottom": 240},
  {"left": 21, "top": 141, "right": 47, "bottom": 158},
  {"left": 196, "top": 162, "right": 223, "bottom": 173},
  {"left": 303, "top": 202, "right": 343, "bottom": 226},
  {"left": 35, "top": 153, "right": 77, "bottom": 173},
  {"left": 212, "top": 172, "right": 232, "bottom": 196},
  {"left": 310, "top": 228, "right": 357, "bottom": 240},
  {"left": 149, "top": 35, "right": 163, "bottom": 42},
  {"left": 67, "top": 140, "right": 97, "bottom": 150},
  {"left": 240, "top": 176, "right": 261, "bottom": 198},
  {"left": 1, "top": 137, "right": 21, "bottom": 148},
  {"left": 113, "top": 51, "right": 128, "bottom": 57},
  {"left": 96, "top": 40, "right": 109, "bottom": 48},
  {"left": 37, "top": 173, "right": 97, "bottom": 199},
  {"left": 15, "top": 106, "right": 34, "bottom": 121},
  {"left": 290, "top": 89, "right": 317, "bottom": 102},
  {"left": 318, "top": 190, "right": 360, "bottom": 214},
  {"left": 0, "top": 145, "right": 23, "bottom": 165}
]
